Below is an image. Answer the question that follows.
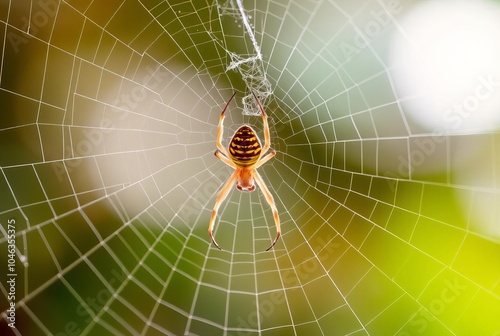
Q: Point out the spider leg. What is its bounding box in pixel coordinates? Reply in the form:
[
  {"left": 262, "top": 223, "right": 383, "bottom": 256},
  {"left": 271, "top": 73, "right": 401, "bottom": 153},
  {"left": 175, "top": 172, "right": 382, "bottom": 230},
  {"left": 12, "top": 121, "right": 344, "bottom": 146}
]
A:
[
  {"left": 215, "top": 150, "right": 237, "bottom": 168},
  {"left": 217, "top": 92, "right": 237, "bottom": 156},
  {"left": 208, "top": 170, "right": 238, "bottom": 250},
  {"left": 253, "top": 149, "right": 276, "bottom": 170},
  {"left": 252, "top": 91, "right": 271, "bottom": 155},
  {"left": 254, "top": 171, "right": 280, "bottom": 251}
]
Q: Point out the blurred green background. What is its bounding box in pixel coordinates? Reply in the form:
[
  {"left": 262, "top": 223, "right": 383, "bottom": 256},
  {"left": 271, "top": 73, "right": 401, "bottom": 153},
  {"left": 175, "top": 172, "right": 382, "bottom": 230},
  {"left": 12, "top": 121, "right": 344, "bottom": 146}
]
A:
[{"left": 0, "top": 0, "right": 499, "bottom": 335}]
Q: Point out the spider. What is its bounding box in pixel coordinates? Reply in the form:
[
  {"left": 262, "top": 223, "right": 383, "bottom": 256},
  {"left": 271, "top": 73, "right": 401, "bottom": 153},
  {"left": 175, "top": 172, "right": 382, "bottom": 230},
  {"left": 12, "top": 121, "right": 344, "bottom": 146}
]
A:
[{"left": 208, "top": 92, "right": 280, "bottom": 251}]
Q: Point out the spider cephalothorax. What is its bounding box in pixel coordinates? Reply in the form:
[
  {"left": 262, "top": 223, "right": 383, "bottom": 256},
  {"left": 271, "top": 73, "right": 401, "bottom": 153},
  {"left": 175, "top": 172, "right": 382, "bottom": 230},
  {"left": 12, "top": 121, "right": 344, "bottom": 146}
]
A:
[{"left": 208, "top": 92, "right": 280, "bottom": 251}]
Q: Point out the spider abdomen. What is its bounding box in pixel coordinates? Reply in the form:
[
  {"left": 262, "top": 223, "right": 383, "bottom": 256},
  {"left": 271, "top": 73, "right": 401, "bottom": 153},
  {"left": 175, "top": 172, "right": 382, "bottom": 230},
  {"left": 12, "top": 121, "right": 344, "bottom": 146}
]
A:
[{"left": 228, "top": 125, "right": 262, "bottom": 167}]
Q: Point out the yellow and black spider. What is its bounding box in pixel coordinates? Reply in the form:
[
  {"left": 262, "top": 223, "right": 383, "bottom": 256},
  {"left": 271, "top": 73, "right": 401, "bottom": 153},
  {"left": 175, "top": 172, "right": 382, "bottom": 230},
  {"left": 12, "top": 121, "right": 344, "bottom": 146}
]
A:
[{"left": 208, "top": 92, "right": 280, "bottom": 251}]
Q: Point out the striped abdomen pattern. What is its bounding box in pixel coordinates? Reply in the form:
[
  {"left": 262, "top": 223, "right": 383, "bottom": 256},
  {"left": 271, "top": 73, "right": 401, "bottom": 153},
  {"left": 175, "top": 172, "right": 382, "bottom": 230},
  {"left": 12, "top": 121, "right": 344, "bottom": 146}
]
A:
[{"left": 228, "top": 125, "right": 262, "bottom": 167}]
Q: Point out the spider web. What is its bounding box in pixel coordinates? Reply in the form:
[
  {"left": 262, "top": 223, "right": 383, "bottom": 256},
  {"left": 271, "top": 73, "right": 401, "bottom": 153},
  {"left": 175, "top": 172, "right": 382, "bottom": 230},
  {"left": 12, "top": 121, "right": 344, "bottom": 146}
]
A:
[{"left": 1, "top": 0, "right": 499, "bottom": 335}]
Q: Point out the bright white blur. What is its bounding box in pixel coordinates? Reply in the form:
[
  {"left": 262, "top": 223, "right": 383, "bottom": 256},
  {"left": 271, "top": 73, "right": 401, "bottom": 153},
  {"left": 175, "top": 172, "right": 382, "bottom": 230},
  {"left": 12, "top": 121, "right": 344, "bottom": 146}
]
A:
[{"left": 389, "top": 0, "right": 500, "bottom": 133}]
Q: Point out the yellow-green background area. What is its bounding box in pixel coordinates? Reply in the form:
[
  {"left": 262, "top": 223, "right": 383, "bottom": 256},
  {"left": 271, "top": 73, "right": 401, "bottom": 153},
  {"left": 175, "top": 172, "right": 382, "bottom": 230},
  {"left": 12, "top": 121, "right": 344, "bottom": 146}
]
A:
[{"left": 0, "top": 1, "right": 499, "bottom": 336}]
